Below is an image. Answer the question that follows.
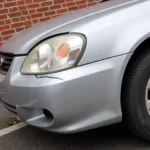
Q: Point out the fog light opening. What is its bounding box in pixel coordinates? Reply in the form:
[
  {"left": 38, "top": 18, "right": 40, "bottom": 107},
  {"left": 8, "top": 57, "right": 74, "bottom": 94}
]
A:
[{"left": 43, "top": 109, "right": 53, "bottom": 119}]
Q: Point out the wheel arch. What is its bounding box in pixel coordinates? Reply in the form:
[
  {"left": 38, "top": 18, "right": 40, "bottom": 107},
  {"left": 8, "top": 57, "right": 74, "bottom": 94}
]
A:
[{"left": 121, "top": 36, "right": 150, "bottom": 114}]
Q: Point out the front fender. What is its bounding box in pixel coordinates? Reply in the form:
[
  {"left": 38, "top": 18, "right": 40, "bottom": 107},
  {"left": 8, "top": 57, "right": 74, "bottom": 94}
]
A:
[
  {"left": 76, "top": 18, "right": 150, "bottom": 65},
  {"left": 113, "top": 19, "right": 150, "bottom": 55},
  {"left": 74, "top": 1, "right": 150, "bottom": 65}
]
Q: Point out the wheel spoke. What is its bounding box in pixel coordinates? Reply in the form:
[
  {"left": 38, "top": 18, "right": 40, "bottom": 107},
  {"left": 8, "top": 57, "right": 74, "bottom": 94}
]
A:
[
  {"left": 147, "top": 101, "right": 150, "bottom": 110},
  {"left": 145, "top": 80, "right": 150, "bottom": 113},
  {"left": 147, "top": 79, "right": 150, "bottom": 89}
]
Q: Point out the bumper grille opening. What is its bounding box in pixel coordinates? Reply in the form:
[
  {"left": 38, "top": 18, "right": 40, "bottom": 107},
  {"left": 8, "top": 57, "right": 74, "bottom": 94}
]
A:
[
  {"left": 1, "top": 101, "right": 17, "bottom": 116},
  {"left": 43, "top": 109, "right": 53, "bottom": 119},
  {"left": 0, "top": 52, "right": 14, "bottom": 75}
]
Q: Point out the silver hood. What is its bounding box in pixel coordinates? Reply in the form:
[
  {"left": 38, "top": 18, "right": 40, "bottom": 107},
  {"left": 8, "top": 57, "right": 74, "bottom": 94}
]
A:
[{"left": 0, "top": 0, "right": 140, "bottom": 54}]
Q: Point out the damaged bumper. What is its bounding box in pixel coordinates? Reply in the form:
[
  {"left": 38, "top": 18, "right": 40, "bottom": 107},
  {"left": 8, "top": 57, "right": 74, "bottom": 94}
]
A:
[{"left": 0, "top": 54, "right": 128, "bottom": 133}]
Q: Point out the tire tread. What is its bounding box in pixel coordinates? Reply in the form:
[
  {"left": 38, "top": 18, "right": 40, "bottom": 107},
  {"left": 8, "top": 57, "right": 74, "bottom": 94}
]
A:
[{"left": 122, "top": 50, "right": 150, "bottom": 141}]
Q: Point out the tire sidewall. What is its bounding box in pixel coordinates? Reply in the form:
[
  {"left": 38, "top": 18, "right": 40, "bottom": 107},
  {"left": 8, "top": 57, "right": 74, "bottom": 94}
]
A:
[{"left": 133, "top": 55, "right": 150, "bottom": 134}]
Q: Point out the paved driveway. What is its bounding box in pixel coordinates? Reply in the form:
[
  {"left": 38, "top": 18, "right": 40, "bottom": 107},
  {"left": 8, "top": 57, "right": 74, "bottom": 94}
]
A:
[{"left": 0, "top": 124, "right": 150, "bottom": 150}]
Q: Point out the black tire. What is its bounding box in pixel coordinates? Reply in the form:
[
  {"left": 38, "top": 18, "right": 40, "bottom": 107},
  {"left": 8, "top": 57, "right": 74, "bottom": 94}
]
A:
[{"left": 122, "top": 49, "right": 150, "bottom": 141}]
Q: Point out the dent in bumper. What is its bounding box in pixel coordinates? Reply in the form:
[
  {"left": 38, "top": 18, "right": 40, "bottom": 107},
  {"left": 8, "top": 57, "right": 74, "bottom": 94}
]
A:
[{"left": 0, "top": 53, "right": 132, "bottom": 133}]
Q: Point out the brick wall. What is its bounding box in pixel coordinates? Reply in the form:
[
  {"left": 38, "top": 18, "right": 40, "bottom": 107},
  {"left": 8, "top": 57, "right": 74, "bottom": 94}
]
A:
[{"left": 0, "top": 0, "right": 100, "bottom": 46}]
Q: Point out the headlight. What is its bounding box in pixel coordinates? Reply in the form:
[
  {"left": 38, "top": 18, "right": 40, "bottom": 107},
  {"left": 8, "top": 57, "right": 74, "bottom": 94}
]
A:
[{"left": 21, "top": 34, "right": 86, "bottom": 74}]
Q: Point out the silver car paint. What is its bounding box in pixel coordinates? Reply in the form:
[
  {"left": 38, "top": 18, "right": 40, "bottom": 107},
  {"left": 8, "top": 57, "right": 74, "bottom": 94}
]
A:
[
  {"left": 0, "top": 0, "right": 150, "bottom": 133},
  {"left": 0, "top": 53, "right": 132, "bottom": 133}
]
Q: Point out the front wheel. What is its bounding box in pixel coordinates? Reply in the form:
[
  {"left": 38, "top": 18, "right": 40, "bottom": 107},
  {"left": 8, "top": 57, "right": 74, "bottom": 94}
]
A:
[{"left": 122, "top": 49, "right": 150, "bottom": 141}]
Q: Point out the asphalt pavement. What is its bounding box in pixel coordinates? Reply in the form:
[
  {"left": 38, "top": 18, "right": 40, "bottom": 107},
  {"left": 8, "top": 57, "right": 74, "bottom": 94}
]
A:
[{"left": 0, "top": 123, "right": 150, "bottom": 150}]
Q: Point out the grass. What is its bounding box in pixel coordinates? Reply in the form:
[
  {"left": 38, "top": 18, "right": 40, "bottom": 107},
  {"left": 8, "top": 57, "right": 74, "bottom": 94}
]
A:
[{"left": 4, "top": 116, "right": 17, "bottom": 128}]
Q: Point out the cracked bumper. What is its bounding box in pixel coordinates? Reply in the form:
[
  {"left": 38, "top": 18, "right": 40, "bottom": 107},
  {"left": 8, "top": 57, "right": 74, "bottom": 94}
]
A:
[{"left": 0, "top": 54, "right": 130, "bottom": 133}]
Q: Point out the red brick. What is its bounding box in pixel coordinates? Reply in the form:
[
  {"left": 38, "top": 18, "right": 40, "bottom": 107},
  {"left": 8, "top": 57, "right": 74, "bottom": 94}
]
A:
[
  {"left": 32, "top": 19, "right": 39, "bottom": 24},
  {"left": 78, "top": 4, "right": 88, "bottom": 9},
  {"left": 44, "top": 11, "right": 56, "bottom": 16},
  {"left": 26, "top": 0, "right": 32, "bottom": 4},
  {"left": 0, "top": 0, "right": 5, "bottom": 3},
  {"left": 62, "top": 3, "right": 67, "bottom": 7},
  {"left": 0, "top": 0, "right": 100, "bottom": 44},
  {"left": 52, "top": 14, "right": 62, "bottom": 18},
  {"left": 0, "top": 8, "right": 8, "bottom": 14},
  {"left": 5, "top": 19, "right": 11, "bottom": 24},
  {"left": 76, "top": 0, "right": 87, "bottom": 5},
  {"left": 24, "top": 20, "right": 32, "bottom": 26},
  {"left": 54, "top": 0, "right": 65, "bottom": 4},
  {"left": 16, "top": 27, "right": 24, "bottom": 32},
  {"left": 4, "top": 2, "right": 17, "bottom": 7},
  {"left": 0, "top": 20, "right": 5, "bottom": 25},
  {"left": 31, "top": 13, "right": 43, "bottom": 18},
  {"left": 25, "top": 25, "right": 31, "bottom": 29},
  {"left": 29, "top": 9, "right": 36, "bottom": 14},
  {"left": 27, "top": 3, "right": 40, "bottom": 9},
  {"left": 17, "top": 0, "right": 25, "bottom": 5},
  {"left": 20, "top": 16, "right": 26, "bottom": 21},
  {"left": 21, "top": 10, "right": 29, "bottom": 15},
  {"left": 0, "top": 14, "right": 7, "bottom": 19},
  {"left": 36, "top": 7, "right": 49, "bottom": 12},
  {"left": 0, "top": 25, "right": 10, "bottom": 30},
  {"left": 66, "top": 0, "right": 74, "bottom": 2},
  {"left": 1, "top": 29, "right": 15, "bottom": 36},
  {"left": 11, "top": 22, "right": 23, "bottom": 28},
  {"left": 66, "top": 2, "right": 76, "bottom": 7},
  {"left": 9, "top": 12, "right": 21, "bottom": 18},
  {"left": 9, "top": 7, "right": 18, "bottom": 12},
  {"left": 33, "top": 0, "right": 45, "bottom": 2},
  {"left": 41, "top": 1, "right": 52, "bottom": 7},
  {"left": 39, "top": 17, "right": 51, "bottom": 22},
  {"left": 68, "top": 6, "right": 78, "bottom": 11},
  {"left": 26, "top": 15, "right": 31, "bottom": 20},
  {"left": 18, "top": 5, "right": 27, "bottom": 10},
  {"left": 12, "top": 18, "right": 20, "bottom": 22},
  {"left": 3, "top": 35, "right": 12, "bottom": 41},
  {"left": 50, "top": 5, "right": 61, "bottom": 10},
  {"left": 57, "top": 8, "right": 68, "bottom": 14}
]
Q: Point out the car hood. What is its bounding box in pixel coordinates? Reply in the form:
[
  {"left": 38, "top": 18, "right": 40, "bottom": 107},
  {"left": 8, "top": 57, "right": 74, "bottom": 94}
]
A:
[{"left": 0, "top": 0, "right": 140, "bottom": 55}]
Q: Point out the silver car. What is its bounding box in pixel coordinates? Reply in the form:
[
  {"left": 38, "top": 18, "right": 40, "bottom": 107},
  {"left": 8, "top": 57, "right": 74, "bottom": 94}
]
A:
[{"left": 1, "top": 0, "right": 150, "bottom": 140}]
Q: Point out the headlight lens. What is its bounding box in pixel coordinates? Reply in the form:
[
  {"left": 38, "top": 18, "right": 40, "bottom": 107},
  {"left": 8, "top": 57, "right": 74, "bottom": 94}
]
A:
[{"left": 21, "top": 34, "right": 85, "bottom": 74}]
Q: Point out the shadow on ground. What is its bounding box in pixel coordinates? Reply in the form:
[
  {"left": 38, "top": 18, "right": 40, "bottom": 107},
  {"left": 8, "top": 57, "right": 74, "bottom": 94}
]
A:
[{"left": 0, "top": 123, "right": 150, "bottom": 150}]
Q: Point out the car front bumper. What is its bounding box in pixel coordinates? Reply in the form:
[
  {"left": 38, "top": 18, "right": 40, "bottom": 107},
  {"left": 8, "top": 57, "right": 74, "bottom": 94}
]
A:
[{"left": 0, "top": 53, "right": 132, "bottom": 133}]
